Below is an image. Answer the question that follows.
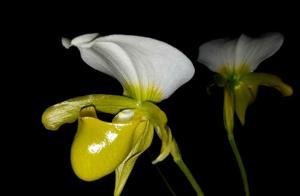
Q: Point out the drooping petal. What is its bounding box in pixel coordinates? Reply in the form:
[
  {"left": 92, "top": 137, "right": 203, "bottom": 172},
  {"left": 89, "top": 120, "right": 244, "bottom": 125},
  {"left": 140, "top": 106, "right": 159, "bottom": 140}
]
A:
[
  {"left": 241, "top": 73, "right": 293, "bottom": 96},
  {"left": 42, "top": 94, "right": 138, "bottom": 130},
  {"left": 198, "top": 33, "right": 284, "bottom": 73},
  {"left": 114, "top": 120, "right": 154, "bottom": 196},
  {"left": 152, "top": 126, "right": 173, "bottom": 164},
  {"left": 70, "top": 106, "right": 140, "bottom": 181},
  {"left": 135, "top": 101, "right": 172, "bottom": 163},
  {"left": 234, "top": 84, "right": 257, "bottom": 125},
  {"left": 64, "top": 34, "right": 195, "bottom": 102}
]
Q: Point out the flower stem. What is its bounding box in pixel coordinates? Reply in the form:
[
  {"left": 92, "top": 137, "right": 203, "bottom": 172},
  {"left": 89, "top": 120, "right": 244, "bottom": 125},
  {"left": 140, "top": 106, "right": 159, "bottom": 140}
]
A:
[
  {"left": 147, "top": 151, "right": 176, "bottom": 196},
  {"left": 227, "top": 133, "right": 250, "bottom": 196},
  {"left": 171, "top": 140, "right": 204, "bottom": 195},
  {"left": 174, "top": 159, "right": 204, "bottom": 196},
  {"left": 154, "top": 164, "right": 177, "bottom": 196}
]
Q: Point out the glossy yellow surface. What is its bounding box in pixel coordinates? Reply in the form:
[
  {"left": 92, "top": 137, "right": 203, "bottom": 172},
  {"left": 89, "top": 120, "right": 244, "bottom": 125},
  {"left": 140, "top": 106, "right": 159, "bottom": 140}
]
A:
[
  {"left": 71, "top": 108, "right": 139, "bottom": 181},
  {"left": 42, "top": 94, "right": 175, "bottom": 195}
]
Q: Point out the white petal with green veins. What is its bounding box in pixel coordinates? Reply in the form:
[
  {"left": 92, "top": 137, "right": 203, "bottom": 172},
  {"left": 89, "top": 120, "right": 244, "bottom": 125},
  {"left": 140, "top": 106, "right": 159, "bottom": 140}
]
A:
[
  {"left": 198, "top": 33, "right": 284, "bottom": 73},
  {"left": 64, "top": 34, "right": 195, "bottom": 102},
  {"left": 235, "top": 33, "right": 283, "bottom": 71},
  {"left": 198, "top": 38, "right": 237, "bottom": 72}
]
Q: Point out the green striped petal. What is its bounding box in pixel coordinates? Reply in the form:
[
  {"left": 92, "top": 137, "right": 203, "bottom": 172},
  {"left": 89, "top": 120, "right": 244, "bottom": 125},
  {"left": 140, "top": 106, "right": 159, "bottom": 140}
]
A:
[
  {"left": 42, "top": 94, "right": 139, "bottom": 131},
  {"left": 114, "top": 119, "right": 154, "bottom": 196}
]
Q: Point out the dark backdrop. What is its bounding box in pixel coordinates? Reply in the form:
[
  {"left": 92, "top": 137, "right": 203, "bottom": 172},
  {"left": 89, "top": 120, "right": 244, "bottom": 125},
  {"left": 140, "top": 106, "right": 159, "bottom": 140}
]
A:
[{"left": 5, "top": 3, "right": 299, "bottom": 196}]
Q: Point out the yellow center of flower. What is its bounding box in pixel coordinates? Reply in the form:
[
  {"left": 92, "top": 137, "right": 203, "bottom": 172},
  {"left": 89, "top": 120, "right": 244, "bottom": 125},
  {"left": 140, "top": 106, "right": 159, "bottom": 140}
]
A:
[
  {"left": 217, "top": 64, "right": 251, "bottom": 90},
  {"left": 123, "top": 83, "right": 163, "bottom": 102},
  {"left": 218, "top": 64, "right": 251, "bottom": 77}
]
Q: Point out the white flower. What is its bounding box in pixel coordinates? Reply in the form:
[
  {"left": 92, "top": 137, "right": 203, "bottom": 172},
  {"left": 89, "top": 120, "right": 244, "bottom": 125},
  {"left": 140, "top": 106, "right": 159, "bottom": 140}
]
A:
[
  {"left": 62, "top": 33, "right": 194, "bottom": 102},
  {"left": 197, "top": 32, "right": 292, "bottom": 132},
  {"left": 198, "top": 33, "right": 284, "bottom": 73},
  {"left": 43, "top": 33, "right": 200, "bottom": 196}
]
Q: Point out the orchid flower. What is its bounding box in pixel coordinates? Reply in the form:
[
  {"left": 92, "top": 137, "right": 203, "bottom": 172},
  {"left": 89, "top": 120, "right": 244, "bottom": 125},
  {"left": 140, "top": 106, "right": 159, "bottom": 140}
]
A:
[
  {"left": 198, "top": 32, "right": 293, "bottom": 196},
  {"left": 42, "top": 33, "right": 203, "bottom": 196}
]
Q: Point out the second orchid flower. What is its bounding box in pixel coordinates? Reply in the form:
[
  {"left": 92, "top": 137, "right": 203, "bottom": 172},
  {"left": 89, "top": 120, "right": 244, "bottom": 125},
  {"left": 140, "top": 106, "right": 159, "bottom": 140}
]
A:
[{"left": 198, "top": 32, "right": 292, "bottom": 196}]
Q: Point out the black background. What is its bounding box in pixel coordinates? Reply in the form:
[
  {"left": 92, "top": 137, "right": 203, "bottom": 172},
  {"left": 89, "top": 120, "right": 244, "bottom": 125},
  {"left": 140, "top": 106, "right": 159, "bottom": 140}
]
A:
[{"left": 5, "top": 3, "right": 299, "bottom": 196}]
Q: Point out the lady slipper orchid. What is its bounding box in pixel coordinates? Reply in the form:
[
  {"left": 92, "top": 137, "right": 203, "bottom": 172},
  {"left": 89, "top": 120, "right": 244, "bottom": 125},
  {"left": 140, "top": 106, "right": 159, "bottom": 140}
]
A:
[
  {"left": 198, "top": 32, "right": 293, "bottom": 196},
  {"left": 43, "top": 34, "right": 203, "bottom": 195}
]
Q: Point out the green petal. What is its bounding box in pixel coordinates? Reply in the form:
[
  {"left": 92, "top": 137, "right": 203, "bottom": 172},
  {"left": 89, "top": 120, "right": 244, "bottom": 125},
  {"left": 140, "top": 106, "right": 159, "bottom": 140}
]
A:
[
  {"left": 224, "top": 89, "right": 234, "bottom": 134},
  {"left": 70, "top": 106, "right": 140, "bottom": 181},
  {"left": 234, "top": 84, "right": 257, "bottom": 125},
  {"left": 152, "top": 126, "right": 173, "bottom": 164},
  {"left": 139, "top": 101, "right": 168, "bottom": 127},
  {"left": 137, "top": 101, "right": 172, "bottom": 164},
  {"left": 242, "top": 73, "right": 293, "bottom": 96},
  {"left": 114, "top": 120, "right": 154, "bottom": 196},
  {"left": 42, "top": 94, "right": 138, "bottom": 130}
]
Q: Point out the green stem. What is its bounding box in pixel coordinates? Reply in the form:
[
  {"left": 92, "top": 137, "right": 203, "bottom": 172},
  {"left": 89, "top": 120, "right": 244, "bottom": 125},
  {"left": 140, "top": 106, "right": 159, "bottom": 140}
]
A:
[
  {"left": 228, "top": 133, "right": 250, "bottom": 196},
  {"left": 147, "top": 151, "right": 176, "bottom": 196},
  {"left": 154, "top": 164, "right": 177, "bottom": 196},
  {"left": 174, "top": 159, "right": 204, "bottom": 196}
]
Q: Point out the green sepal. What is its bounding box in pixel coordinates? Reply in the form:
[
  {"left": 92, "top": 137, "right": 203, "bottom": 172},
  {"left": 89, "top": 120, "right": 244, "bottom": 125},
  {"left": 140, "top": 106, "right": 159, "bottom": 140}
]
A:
[
  {"left": 42, "top": 94, "right": 139, "bottom": 131},
  {"left": 224, "top": 88, "right": 234, "bottom": 134},
  {"left": 114, "top": 120, "right": 154, "bottom": 196},
  {"left": 138, "top": 102, "right": 173, "bottom": 164},
  {"left": 152, "top": 126, "right": 173, "bottom": 164}
]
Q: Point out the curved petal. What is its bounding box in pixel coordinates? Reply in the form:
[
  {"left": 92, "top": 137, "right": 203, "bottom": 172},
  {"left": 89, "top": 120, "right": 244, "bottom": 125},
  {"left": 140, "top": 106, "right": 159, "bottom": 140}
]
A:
[
  {"left": 42, "top": 94, "right": 138, "bottom": 131},
  {"left": 152, "top": 126, "right": 173, "bottom": 164},
  {"left": 235, "top": 33, "right": 284, "bottom": 71},
  {"left": 113, "top": 110, "right": 154, "bottom": 196},
  {"left": 241, "top": 73, "right": 293, "bottom": 96},
  {"left": 114, "top": 121, "right": 153, "bottom": 196},
  {"left": 234, "top": 84, "right": 257, "bottom": 125},
  {"left": 198, "top": 33, "right": 284, "bottom": 73},
  {"left": 70, "top": 106, "right": 140, "bottom": 181},
  {"left": 198, "top": 38, "right": 237, "bottom": 72},
  {"left": 64, "top": 34, "right": 195, "bottom": 102}
]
